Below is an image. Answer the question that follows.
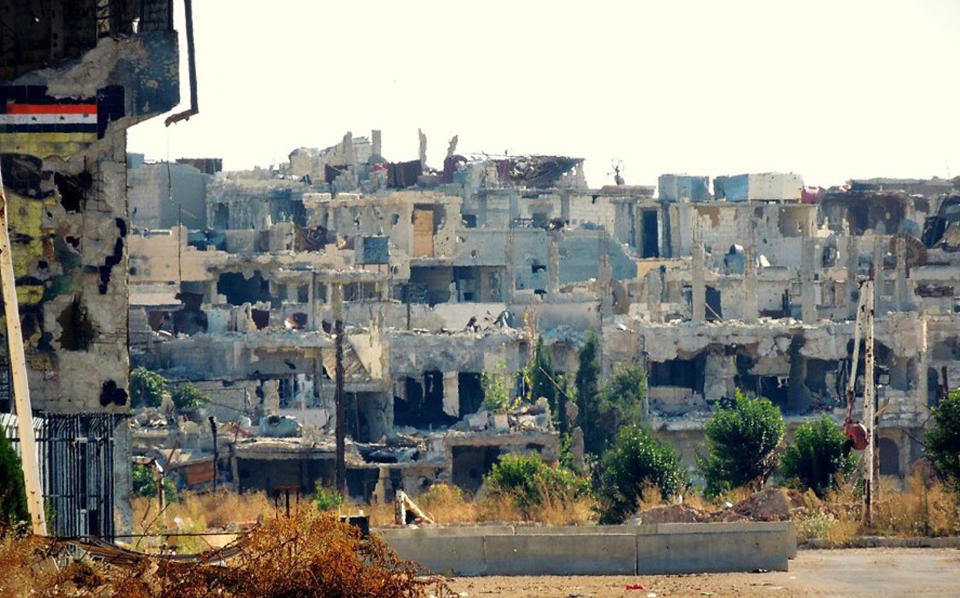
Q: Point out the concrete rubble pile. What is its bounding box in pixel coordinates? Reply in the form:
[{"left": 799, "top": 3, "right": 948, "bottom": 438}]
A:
[{"left": 124, "top": 129, "right": 960, "bottom": 507}]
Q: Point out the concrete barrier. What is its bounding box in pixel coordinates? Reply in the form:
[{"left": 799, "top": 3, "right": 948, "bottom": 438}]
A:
[{"left": 375, "top": 521, "right": 796, "bottom": 576}]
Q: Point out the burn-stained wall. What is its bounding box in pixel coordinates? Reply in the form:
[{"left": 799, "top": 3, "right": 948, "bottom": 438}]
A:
[{"left": 0, "top": 1, "right": 180, "bottom": 535}]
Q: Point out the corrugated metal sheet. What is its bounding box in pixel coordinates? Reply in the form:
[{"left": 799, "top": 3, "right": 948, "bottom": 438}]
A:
[{"left": 412, "top": 209, "right": 434, "bottom": 257}]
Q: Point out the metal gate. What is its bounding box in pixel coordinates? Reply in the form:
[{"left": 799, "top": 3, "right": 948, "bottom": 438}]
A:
[{"left": 2, "top": 413, "right": 122, "bottom": 538}]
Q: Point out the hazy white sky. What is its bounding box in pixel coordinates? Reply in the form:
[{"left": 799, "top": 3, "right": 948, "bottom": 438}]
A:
[{"left": 128, "top": 0, "right": 960, "bottom": 189}]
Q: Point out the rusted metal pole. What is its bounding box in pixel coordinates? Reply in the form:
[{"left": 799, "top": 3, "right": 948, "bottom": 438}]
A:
[{"left": 0, "top": 167, "right": 47, "bottom": 535}]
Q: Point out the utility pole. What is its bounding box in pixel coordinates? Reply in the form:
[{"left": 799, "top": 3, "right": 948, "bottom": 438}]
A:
[
  {"left": 332, "top": 282, "right": 346, "bottom": 495},
  {"left": 863, "top": 280, "right": 876, "bottom": 525},
  {"left": 0, "top": 166, "right": 47, "bottom": 535}
]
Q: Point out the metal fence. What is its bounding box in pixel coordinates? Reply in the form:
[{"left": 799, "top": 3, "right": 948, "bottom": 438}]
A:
[{"left": 2, "top": 413, "right": 123, "bottom": 538}]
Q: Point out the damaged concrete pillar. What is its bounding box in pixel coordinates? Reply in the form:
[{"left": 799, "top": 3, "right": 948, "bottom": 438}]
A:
[
  {"left": 645, "top": 268, "right": 662, "bottom": 323},
  {"left": 846, "top": 234, "right": 859, "bottom": 319},
  {"left": 343, "top": 131, "right": 354, "bottom": 164},
  {"left": 548, "top": 232, "right": 560, "bottom": 294},
  {"left": 691, "top": 240, "right": 706, "bottom": 323},
  {"left": 262, "top": 380, "right": 280, "bottom": 415},
  {"left": 599, "top": 234, "right": 613, "bottom": 319},
  {"left": 204, "top": 280, "right": 218, "bottom": 304},
  {"left": 894, "top": 235, "right": 908, "bottom": 311},
  {"left": 418, "top": 129, "right": 427, "bottom": 168},
  {"left": 442, "top": 372, "right": 459, "bottom": 417},
  {"left": 371, "top": 129, "right": 382, "bottom": 159},
  {"left": 872, "top": 234, "right": 884, "bottom": 315},
  {"left": 742, "top": 245, "right": 758, "bottom": 323},
  {"left": 801, "top": 237, "right": 818, "bottom": 323}
]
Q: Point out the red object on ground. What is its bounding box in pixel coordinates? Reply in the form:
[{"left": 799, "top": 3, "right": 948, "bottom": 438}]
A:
[{"left": 626, "top": 584, "right": 645, "bottom": 590}]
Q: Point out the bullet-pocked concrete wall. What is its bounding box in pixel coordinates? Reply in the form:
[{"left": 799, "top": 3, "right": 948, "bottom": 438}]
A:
[{"left": 377, "top": 522, "right": 796, "bottom": 576}]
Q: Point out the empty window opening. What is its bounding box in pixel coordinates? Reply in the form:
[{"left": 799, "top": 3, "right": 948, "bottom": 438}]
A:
[
  {"left": 451, "top": 445, "right": 501, "bottom": 495},
  {"left": 218, "top": 271, "right": 272, "bottom": 306},
  {"left": 878, "top": 438, "right": 900, "bottom": 476},
  {"left": 649, "top": 358, "right": 698, "bottom": 390},
  {"left": 705, "top": 286, "right": 722, "bottom": 321},
  {"left": 458, "top": 373, "right": 483, "bottom": 417},
  {"left": 394, "top": 372, "right": 457, "bottom": 429},
  {"left": 641, "top": 210, "right": 659, "bottom": 258},
  {"left": 250, "top": 309, "right": 270, "bottom": 330}
]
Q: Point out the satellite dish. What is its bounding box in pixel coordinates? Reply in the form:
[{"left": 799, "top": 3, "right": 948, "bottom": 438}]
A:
[{"left": 888, "top": 234, "right": 927, "bottom": 268}]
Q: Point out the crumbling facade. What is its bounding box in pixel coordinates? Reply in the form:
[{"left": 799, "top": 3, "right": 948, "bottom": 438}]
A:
[
  {"left": 0, "top": 0, "right": 181, "bottom": 536},
  {"left": 127, "top": 128, "right": 960, "bottom": 500}
]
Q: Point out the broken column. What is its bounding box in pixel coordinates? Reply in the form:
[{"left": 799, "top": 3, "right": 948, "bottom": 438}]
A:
[
  {"left": 442, "top": 371, "right": 459, "bottom": 417},
  {"left": 548, "top": 232, "right": 560, "bottom": 295},
  {"left": 801, "top": 237, "right": 817, "bottom": 323},
  {"left": 846, "top": 233, "right": 859, "bottom": 319},
  {"left": 894, "top": 235, "right": 908, "bottom": 311},
  {"left": 872, "top": 234, "right": 884, "bottom": 314},
  {"left": 418, "top": 129, "right": 427, "bottom": 167},
  {"left": 742, "top": 246, "right": 759, "bottom": 323},
  {"left": 691, "top": 240, "right": 706, "bottom": 323},
  {"left": 371, "top": 129, "right": 382, "bottom": 159}
]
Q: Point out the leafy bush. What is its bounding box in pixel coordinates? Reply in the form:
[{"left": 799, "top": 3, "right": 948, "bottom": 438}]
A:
[
  {"left": 313, "top": 482, "right": 343, "bottom": 512},
  {"left": 926, "top": 389, "right": 960, "bottom": 491},
  {"left": 781, "top": 415, "right": 857, "bottom": 497},
  {"left": 699, "top": 388, "right": 784, "bottom": 496},
  {"left": 483, "top": 453, "right": 587, "bottom": 517},
  {"left": 130, "top": 367, "right": 168, "bottom": 408},
  {"left": 481, "top": 359, "right": 512, "bottom": 412},
  {"left": 595, "top": 425, "right": 689, "bottom": 523},
  {"left": 0, "top": 430, "right": 28, "bottom": 530},
  {"left": 171, "top": 382, "right": 210, "bottom": 412},
  {"left": 131, "top": 464, "right": 178, "bottom": 504}
]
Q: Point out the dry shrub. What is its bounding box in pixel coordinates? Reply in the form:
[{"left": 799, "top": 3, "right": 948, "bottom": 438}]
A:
[
  {"left": 134, "top": 490, "right": 274, "bottom": 533},
  {"left": 871, "top": 474, "right": 960, "bottom": 537},
  {"left": 418, "top": 483, "right": 477, "bottom": 524},
  {"left": 0, "top": 512, "right": 452, "bottom": 598},
  {"left": 366, "top": 501, "right": 396, "bottom": 527},
  {"left": 475, "top": 489, "right": 594, "bottom": 525}
]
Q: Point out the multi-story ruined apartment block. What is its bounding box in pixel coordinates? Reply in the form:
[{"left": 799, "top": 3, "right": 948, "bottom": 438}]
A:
[
  {"left": 0, "top": 1, "right": 182, "bottom": 536},
  {"left": 127, "top": 129, "right": 960, "bottom": 501}
]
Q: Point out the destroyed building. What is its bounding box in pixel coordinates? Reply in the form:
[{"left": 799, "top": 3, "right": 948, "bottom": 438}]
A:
[
  {"left": 126, "top": 128, "right": 960, "bottom": 501},
  {"left": 0, "top": 0, "right": 183, "bottom": 536}
]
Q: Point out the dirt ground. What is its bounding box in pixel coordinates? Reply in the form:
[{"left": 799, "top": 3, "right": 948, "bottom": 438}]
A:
[{"left": 445, "top": 548, "right": 960, "bottom": 597}]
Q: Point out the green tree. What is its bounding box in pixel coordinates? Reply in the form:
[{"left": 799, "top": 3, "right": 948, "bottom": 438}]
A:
[
  {"left": 131, "top": 464, "right": 178, "bottom": 504},
  {"left": 595, "top": 365, "right": 646, "bottom": 449},
  {"left": 0, "top": 430, "right": 28, "bottom": 530},
  {"left": 313, "top": 481, "right": 343, "bottom": 512},
  {"left": 926, "top": 389, "right": 960, "bottom": 490},
  {"left": 574, "top": 331, "right": 602, "bottom": 453},
  {"left": 595, "top": 425, "right": 689, "bottom": 524},
  {"left": 699, "top": 389, "right": 785, "bottom": 496},
  {"left": 781, "top": 415, "right": 857, "bottom": 497},
  {"left": 171, "top": 382, "right": 210, "bottom": 412},
  {"left": 130, "top": 367, "right": 168, "bottom": 408},
  {"left": 527, "top": 337, "right": 566, "bottom": 432}
]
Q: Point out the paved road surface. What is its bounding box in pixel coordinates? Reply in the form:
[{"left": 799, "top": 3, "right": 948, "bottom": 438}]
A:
[{"left": 445, "top": 548, "right": 960, "bottom": 597}]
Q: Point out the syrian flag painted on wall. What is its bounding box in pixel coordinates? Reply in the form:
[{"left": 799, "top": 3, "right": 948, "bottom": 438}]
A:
[
  {"left": 0, "top": 85, "right": 124, "bottom": 139},
  {"left": 0, "top": 102, "right": 98, "bottom": 134}
]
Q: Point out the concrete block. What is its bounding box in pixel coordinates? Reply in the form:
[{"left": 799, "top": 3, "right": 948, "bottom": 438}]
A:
[
  {"left": 485, "top": 533, "right": 637, "bottom": 576},
  {"left": 388, "top": 535, "right": 487, "bottom": 576},
  {"left": 637, "top": 526, "right": 791, "bottom": 574}
]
